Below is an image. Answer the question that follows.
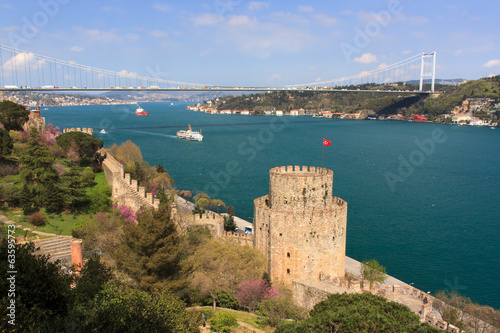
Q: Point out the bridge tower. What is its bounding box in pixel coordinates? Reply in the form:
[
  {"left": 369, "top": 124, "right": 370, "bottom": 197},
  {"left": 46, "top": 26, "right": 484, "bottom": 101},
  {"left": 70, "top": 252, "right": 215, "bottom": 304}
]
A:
[
  {"left": 254, "top": 166, "right": 348, "bottom": 287},
  {"left": 419, "top": 52, "right": 437, "bottom": 93}
]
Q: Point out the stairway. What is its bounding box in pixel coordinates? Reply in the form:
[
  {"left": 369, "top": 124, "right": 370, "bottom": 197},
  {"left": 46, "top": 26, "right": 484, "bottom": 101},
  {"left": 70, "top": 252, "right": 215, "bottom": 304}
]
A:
[{"left": 32, "top": 236, "right": 73, "bottom": 266}]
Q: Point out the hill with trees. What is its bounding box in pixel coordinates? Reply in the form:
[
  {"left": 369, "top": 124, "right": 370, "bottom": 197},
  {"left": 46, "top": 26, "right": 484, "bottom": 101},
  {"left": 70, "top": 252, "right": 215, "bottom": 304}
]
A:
[{"left": 201, "top": 75, "right": 500, "bottom": 121}]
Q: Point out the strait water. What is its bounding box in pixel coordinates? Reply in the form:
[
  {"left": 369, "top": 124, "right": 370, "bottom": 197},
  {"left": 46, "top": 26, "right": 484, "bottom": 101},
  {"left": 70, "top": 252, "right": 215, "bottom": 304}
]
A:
[{"left": 43, "top": 102, "right": 500, "bottom": 309}]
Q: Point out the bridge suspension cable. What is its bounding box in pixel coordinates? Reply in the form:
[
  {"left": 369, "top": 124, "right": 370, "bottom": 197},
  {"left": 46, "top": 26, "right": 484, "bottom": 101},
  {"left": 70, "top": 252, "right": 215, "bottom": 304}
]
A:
[{"left": 0, "top": 44, "right": 437, "bottom": 92}]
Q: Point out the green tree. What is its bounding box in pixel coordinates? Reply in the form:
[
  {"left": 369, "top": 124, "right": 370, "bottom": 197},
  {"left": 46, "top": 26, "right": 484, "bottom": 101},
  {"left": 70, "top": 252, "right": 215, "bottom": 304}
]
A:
[
  {"left": 19, "top": 129, "right": 59, "bottom": 213},
  {"left": 114, "top": 204, "right": 181, "bottom": 289},
  {"left": 210, "top": 311, "right": 237, "bottom": 333},
  {"left": 0, "top": 238, "right": 72, "bottom": 332},
  {"left": 256, "top": 294, "right": 306, "bottom": 327},
  {"left": 69, "top": 283, "right": 199, "bottom": 333},
  {"left": 275, "top": 293, "right": 441, "bottom": 333},
  {"left": 156, "top": 164, "right": 166, "bottom": 173},
  {"left": 108, "top": 140, "right": 143, "bottom": 166},
  {"left": 72, "top": 255, "right": 113, "bottom": 304},
  {"left": 361, "top": 259, "right": 387, "bottom": 286},
  {"left": 0, "top": 100, "right": 30, "bottom": 131},
  {"left": 55, "top": 131, "right": 103, "bottom": 159},
  {"left": 0, "top": 128, "right": 13, "bottom": 158},
  {"left": 61, "top": 165, "right": 89, "bottom": 211},
  {"left": 183, "top": 239, "right": 267, "bottom": 311},
  {"left": 224, "top": 215, "right": 237, "bottom": 232}
]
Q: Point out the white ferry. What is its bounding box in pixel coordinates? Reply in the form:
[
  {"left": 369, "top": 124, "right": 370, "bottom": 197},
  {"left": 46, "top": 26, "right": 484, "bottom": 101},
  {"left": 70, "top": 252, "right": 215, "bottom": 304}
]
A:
[{"left": 176, "top": 124, "right": 203, "bottom": 141}]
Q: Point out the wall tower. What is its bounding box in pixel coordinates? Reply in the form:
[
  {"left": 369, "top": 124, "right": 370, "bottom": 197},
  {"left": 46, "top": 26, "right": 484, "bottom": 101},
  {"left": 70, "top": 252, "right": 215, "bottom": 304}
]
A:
[{"left": 254, "top": 166, "right": 347, "bottom": 286}]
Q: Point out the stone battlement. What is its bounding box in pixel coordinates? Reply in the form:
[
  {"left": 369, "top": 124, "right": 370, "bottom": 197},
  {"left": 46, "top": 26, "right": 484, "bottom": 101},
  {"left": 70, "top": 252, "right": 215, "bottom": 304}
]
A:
[
  {"left": 62, "top": 127, "right": 94, "bottom": 135},
  {"left": 270, "top": 165, "right": 333, "bottom": 176},
  {"left": 102, "top": 151, "right": 159, "bottom": 212}
]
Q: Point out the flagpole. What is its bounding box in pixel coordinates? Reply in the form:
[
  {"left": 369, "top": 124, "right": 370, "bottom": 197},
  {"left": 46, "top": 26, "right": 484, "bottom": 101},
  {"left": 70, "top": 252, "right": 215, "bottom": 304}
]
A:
[{"left": 321, "top": 139, "right": 324, "bottom": 168}]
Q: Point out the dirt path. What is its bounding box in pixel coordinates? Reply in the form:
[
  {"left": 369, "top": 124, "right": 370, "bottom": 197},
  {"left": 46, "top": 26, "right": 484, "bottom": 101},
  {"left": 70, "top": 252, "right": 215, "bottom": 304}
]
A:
[{"left": 234, "top": 321, "right": 268, "bottom": 333}]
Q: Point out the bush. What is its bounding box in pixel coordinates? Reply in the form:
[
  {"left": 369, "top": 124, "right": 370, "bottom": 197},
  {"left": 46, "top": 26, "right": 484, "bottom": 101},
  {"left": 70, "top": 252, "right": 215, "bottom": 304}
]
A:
[
  {"left": 92, "top": 162, "right": 103, "bottom": 173},
  {"left": 27, "top": 212, "right": 47, "bottom": 226},
  {"left": 210, "top": 312, "right": 237, "bottom": 333}
]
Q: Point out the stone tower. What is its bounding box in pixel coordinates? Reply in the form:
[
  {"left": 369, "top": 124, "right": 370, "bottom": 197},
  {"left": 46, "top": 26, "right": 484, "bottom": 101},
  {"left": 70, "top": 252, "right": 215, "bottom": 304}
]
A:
[{"left": 254, "top": 166, "right": 347, "bottom": 286}]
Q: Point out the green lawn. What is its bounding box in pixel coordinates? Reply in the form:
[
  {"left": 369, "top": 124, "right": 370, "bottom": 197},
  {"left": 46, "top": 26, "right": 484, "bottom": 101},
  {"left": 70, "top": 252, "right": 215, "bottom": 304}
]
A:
[
  {"left": 6, "top": 209, "right": 94, "bottom": 236},
  {"left": 0, "top": 222, "right": 50, "bottom": 241}
]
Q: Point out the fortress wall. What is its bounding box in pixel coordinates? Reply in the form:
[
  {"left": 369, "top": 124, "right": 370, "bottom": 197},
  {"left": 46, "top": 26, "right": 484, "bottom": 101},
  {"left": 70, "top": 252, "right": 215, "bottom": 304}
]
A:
[
  {"left": 292, "top": 280, "right": 459, "bottom": 331},
  {"left": 101, "top": 151, "right": 159, "bottom": 212},
  {"left": 62, "top": 127, "right": 94, "bottom": 135},
  {"left": 220, "top": 232, "right": 254, "bottom": 247}
]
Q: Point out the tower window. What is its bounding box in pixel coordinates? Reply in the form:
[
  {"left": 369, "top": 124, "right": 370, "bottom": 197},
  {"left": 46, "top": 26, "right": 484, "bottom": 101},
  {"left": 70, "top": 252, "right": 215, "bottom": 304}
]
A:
[
  {"left": 287, "top": 269, "right": 290, "bottom": 274},
  {"left": 279, "top": 233, "right": 282, "bottom": 236},
  {"left": 287, "top": 252, "right": 290, "bottom": 258},
  {"left": 332, "top": 236, "right": 335, "bottom": 241}
]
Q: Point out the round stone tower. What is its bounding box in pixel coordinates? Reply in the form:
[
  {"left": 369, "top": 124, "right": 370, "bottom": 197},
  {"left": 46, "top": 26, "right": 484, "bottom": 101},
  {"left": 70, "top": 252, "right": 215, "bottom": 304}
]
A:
[{"left": 254, "top": 166, "right": 347, "bottom": 286}]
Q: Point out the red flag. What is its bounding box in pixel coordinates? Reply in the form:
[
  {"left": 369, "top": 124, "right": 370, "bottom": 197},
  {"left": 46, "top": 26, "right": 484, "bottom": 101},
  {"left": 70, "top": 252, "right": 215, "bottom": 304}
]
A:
[{"left": 323, "top": 139, "right": 331, "bottom": 146}]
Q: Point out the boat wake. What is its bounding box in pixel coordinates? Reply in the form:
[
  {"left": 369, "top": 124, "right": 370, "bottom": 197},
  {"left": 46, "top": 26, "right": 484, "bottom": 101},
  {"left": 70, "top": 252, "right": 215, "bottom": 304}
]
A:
[{"left": 127, "top": 130, "right": 176, "bottom": 139}]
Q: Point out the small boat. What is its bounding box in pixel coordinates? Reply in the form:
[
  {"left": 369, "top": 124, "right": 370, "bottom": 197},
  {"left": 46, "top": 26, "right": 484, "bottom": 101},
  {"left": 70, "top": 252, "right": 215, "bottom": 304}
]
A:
[
  {"left": 136, "top": 104, "right": 149, "bottom": 116},
  {"left": 171, "top": 103, "right": 174, "bottom": 106},
  {"left": 176, "top": 124, "right": 203, "bottom": 141},
  {"left": 100, "top": 129, "right": 106, "bottom": 134},
  {"left": 492, "top": 127, "right": 496, "bottom": 130}
]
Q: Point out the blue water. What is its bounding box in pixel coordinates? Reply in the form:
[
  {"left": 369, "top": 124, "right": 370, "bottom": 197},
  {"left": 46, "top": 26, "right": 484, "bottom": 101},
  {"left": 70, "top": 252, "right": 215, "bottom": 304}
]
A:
[{"left": 43, "top": 102, "right": 500, "bottom": 309}]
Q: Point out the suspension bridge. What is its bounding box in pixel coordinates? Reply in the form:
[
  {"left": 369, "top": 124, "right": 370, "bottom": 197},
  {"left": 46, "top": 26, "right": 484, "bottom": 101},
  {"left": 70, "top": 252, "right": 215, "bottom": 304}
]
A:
[{"left": 0, "top": 44, "right": 442, "bottom": 93}]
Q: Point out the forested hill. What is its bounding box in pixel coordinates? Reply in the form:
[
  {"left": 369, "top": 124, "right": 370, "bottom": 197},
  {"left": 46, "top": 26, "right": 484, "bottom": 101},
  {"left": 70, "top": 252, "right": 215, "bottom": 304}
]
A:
[{"left": 205, "top": 75, "right": 500, "bottom": 119}]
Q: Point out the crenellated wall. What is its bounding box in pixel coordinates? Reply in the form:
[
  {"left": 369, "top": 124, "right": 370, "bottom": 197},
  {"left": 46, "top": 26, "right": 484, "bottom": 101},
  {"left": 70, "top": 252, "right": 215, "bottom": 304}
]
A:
[
  {"left": 175, "top": 212, "right": 225, "bottom": 238},
  {"left": 102, "top": 151, "right": 159, "bottom": 212},
  {"left": 293, "top": 279, "right": 466, "bottom": 333},
  {"left": 62, "top": 127, "right": 93, "bottom": 135}
]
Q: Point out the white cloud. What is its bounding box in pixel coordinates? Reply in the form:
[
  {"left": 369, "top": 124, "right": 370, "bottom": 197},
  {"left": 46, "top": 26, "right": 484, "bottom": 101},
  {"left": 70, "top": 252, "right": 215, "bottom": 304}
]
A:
[
  {"left": 377, "top": 63, "right": 388, "bottom": 69},
  {"left": 2, "top": 53, "right": 45, "bottom": 73},
  {"left": 268, "top": 73, "right": 282, "bottom": 82},
  {"left": 483, "top": 59, "right": 500, "bottom": 68},
  {"left": 150, "top": 30, "right": 168, "bottom": 38},
  {"left": 454, "top": 49, "right": 463, "bottom": 56},
  {"left": 192, "top": 13, "right": 221, "bottom": 26},
  {"left": 70, "top": 46, "right": 84, "bottom": 52},
  {"left": 357, "top": 12, "right": 428, "bottom": 26},
  {"left": 298, "top": 5, "right": 314, "bottom": 13},
  {"left": 312, "top": 13, "right": 337, "bottom": 26},
  {"left": 152, "top": 3, "right": 171, "bottom": 12},
  {"left": 315, "top": 77, "right": 322, "bottom": 82},
  {"left": 402, "top": 50, "right": 412, "bottom": 55},
  {"left": 0, "top": 25, "right": 19, "bottom": 32},
  {"left": 270, "top": 12, "right": 309, "bottom": 25},
  {"left": 102, "top": 6, "right": 120, "bottom": 13},
  {"left": 248, "top": 2, "right": 268, "bottom": 11},
  {"left": 73, "top": 27, "right": 120, "bottom": 42},
  {"left": 117, "top": 69, "right": 138, "bottom": 77},
  {"left": 126, "top": 33, "right": 140, "bottom": 41},
  {"left": 228, "top": 15, "right": 257, "bottom": 27},
  {"left": 354, "top": 53, "right": 377, "bottom": 64}
]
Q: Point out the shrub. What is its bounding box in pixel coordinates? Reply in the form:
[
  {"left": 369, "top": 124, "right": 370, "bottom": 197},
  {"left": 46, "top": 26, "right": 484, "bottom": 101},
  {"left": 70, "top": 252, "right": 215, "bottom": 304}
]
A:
[
  {"left": 27, "top": 212, "right": 47, "bottom": 226},
  {"left": 210, "top": 312, "right": 237, "bottom": 333},
  {"left": 92, "top": 162, "right": 103, "bottom": 173}
]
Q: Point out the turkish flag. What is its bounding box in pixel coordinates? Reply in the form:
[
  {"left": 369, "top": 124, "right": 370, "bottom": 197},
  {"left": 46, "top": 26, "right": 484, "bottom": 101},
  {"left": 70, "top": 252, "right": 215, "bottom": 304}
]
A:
[{"left": 323, "top": 139, "right": 331, "bottom": 146}]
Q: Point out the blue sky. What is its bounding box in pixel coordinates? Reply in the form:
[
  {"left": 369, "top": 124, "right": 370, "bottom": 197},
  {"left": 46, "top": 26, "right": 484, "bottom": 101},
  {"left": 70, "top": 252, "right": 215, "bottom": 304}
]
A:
[{"left": 0, "top": 0, "right": 499, "bottom": 86}]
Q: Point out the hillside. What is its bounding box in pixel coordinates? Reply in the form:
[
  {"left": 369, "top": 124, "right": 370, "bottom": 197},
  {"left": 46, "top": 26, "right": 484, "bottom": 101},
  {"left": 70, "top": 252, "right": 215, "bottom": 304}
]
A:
[{"left": 202, "top": 76, "right": 500, "bottom": 120}]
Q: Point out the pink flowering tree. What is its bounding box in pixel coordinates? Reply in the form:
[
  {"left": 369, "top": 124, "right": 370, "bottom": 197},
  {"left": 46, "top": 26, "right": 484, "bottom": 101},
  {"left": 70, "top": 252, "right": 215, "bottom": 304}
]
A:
[
  {"left": 236, "top": 279, "right": 276, "bottom": 312},
  {"left": 112, "top": 204, "right": 137, "bottom": 224},
  {"left": 41, "top": 124, "right": 60, "bottom": 145}
]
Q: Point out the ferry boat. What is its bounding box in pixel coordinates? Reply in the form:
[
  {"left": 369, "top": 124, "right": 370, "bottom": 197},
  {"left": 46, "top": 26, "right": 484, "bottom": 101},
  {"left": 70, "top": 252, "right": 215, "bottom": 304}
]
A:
[
  {"left": 100, "top": 129, "right": 106, "bottom": 134},
  {"left": 176, "top": 124, "right": 203, "bottom": 141},
  {"left": 135, "top": 104, "right": 149, "bottom": 116}
]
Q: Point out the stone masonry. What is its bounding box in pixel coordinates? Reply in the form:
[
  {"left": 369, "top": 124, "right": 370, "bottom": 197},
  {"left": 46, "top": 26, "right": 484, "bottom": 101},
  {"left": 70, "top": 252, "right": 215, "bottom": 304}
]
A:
[{"left": 254, "top": 166, "right": 348, "bottom": 287}]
